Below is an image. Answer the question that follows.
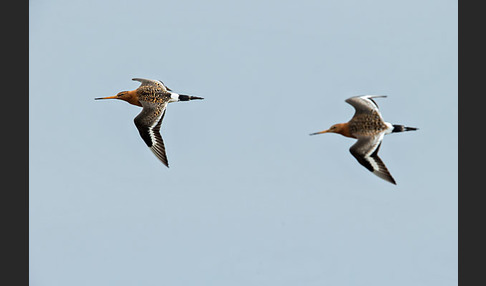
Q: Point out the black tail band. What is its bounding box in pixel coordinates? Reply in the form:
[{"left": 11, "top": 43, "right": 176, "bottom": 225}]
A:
[
  {"left": 392, "top": 125, "right": 418, "bottom": 133},
  {"left": 179, "top": 94, "right": 204, "bottom": 101}
]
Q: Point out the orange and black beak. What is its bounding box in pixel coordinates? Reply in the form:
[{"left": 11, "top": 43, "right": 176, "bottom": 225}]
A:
[
  {"left": 94, "top": 95, "right": 118, "bottom": 100},
  {"left": 309, "top": 129, "right": 330, "bottom": 136}
]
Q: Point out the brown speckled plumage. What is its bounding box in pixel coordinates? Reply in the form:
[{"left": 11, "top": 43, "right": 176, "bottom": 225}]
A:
[
  {"left": 348, "top": 110, "right": 388, "bottom": 137},
  {"left": 138, "top": 86, "right": 171, "bottom": 104}
]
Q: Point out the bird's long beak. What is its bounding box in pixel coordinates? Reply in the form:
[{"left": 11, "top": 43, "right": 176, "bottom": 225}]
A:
[
  {"left": 94, "top": 95, "right": 118, "bottom": 100},
  {"left": 309, "top": 129, "right": 330, "bottom": 136}
]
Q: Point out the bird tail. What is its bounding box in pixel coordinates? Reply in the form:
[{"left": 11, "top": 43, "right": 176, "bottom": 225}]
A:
[
  {"left": 179, "top": 94, "right": 204, "bottom": 101},
  {"left": 392, "top": 125, "right": 418, "bottom": 133}
]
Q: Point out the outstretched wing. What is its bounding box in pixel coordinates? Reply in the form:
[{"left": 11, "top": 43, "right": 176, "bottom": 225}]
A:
[
  {"left": 349, "top": 134, "right": 396, "bottom": 185},
  {"left": 133, "top": 101, "right": 169, "bottom": 167},
  {"left": 132, "top": 78, "right": 168, "bottom": 92},
  {"left": 159, "top": 80, "right": 172, "bottom": 91},
  {"left": 345, "top": 95, "right": 387, "bottom": 116}
]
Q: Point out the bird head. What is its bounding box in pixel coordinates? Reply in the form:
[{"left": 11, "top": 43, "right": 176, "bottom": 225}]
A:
[
  {"left": 95, "top": 91, "right": 128, "bottom": 101},
  {"left": 310, "top": 123, "right": 352, "bottom": 138},
  {"left": 310, "top": 123, "right": 341, "bottom": 135}
]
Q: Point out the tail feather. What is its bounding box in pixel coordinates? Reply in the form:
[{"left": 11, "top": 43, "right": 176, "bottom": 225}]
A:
[
  {"left": 392, "top": 125, "right": 418, "bottom": 133},
  {"left": 178, "top": 94, "right": 204, "bottom": 101}
]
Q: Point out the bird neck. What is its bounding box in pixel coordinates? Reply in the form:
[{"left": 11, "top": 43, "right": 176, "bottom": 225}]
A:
[
  {"left": 336, "top": 122, "right": 353, "bottom": 138},
  {"left": 121, "top": 90, "right": 142, "bottom": 107}
]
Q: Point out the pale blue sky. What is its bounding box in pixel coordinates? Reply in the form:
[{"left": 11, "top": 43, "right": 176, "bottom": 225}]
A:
[{"left": 30, "top": 0, "right": 457, "bottom": 285}]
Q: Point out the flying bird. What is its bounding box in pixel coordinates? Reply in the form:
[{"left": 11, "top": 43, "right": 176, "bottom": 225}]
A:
[
  {"left": 310, "top": 95, "right": 417, "bottom": 185},
  {"left": 95, "top": 78, "right": 203, "bottom": 167}
]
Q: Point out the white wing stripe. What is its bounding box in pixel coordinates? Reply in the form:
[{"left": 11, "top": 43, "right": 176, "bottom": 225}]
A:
[{"left": 363, "top": 134, "right": 384, "bottom": 158}]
